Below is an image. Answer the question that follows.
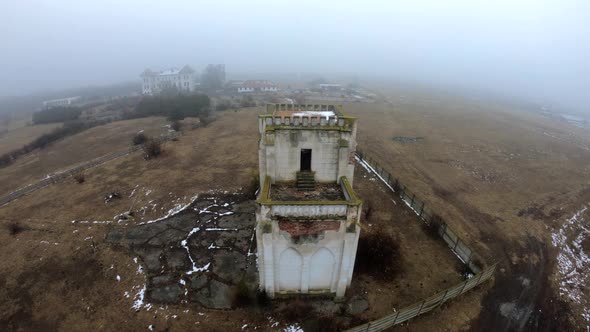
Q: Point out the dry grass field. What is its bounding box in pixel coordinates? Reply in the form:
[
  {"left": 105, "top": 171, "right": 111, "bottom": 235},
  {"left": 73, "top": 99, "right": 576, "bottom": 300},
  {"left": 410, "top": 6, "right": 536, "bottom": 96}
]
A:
[
  {"left": 0, "top": 117, "right": 170, "bottom": 194},
  {"left": 1, "top": 88, "right": 589, "bottom": 331},
  {"left": 0, "top": 122, "right": 62, "bottom": 155}
]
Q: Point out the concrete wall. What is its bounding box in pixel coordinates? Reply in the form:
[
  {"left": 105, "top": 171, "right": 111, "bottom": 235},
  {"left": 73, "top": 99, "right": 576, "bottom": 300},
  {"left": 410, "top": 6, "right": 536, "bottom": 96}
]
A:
[
  {"left": 259, "top": 125, "right": 357, "bottom": 186},
  {"left": 256, "top": 202, "right": 361, "bottom": 298}
]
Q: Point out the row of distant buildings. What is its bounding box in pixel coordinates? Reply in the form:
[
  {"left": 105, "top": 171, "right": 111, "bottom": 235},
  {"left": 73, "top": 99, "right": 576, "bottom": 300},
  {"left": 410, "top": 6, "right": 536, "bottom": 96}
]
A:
[
  {"left": 140, "top": 64, "right": 279, "bottom": 95},
  {"left": 42, "top": 96, "right": 81, "bottom": 109}
]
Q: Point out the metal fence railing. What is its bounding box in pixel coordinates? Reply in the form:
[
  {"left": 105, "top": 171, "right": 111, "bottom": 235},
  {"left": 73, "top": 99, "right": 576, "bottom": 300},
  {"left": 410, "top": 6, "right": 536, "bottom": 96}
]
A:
[
  {"left": 346, "top": 149, "right": 496, "bottom": 331},
  {"left": 355, "top": 149, "right": 485, "bottom": 273}
]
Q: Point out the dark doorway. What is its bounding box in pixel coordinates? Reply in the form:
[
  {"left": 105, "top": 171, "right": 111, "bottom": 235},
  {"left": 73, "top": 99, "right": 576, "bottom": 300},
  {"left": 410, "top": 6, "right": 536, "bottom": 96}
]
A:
[{"left": 300, "top": 149, "right": 312, "bottom": 171}]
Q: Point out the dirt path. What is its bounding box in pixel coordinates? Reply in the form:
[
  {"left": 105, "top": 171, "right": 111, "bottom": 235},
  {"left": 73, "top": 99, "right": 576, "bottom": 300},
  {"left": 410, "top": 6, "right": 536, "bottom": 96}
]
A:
[{"left": 471, "top": 236, "right": 570, "bottom": 331}]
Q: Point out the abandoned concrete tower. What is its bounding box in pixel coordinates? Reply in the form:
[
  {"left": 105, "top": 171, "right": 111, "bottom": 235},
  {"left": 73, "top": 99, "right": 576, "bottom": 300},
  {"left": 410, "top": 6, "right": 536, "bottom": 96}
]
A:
[{"left": 256, "top": 104, "right": 362, "bottom": 298}]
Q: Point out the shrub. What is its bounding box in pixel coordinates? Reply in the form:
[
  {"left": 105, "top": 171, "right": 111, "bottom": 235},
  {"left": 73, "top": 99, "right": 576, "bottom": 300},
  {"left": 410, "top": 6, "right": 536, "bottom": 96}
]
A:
[
  {"left": 281, "top": 298, "right": 314, "bottom": 321},
  {"left": 134, "top": 94, "right": 210, "bottom": 120},
  {"left": 170, "top": 121, "right": 181, "bottom": 132},
  {"left": 215, "top": 101, "right": 232, "bottom": 111},
  {"left": 363, "top": 200, "right": 373, "bottom": 220},
  {"left": 245, "top": 171, "right": 259, "bottom": 199},
  {"left": 239, "top": 96, "right": 256, "bottom": 108},
  {"left": 355, "top": 231, "right": 402, "bottom": 281},
  {"left": 199, "top": 115, "right": 214, "bottom": 127},
  {"left": 231, "top": 280, "right": 252, "bottom": 308},
  {"left": 32, "top": 106, "right": 81, "bottom": 124},
  {"left": 315, "top": 314, "right": 340, "bottom": 332},
  {"left": 132, "top": 132, "right": 147, "bottom": 145},
  {"left": 73, "top": 171, "right": 85, "bottom": 184},
  {"left": 256, "top": 290, "right": 271, "bottom": 308},
  {"left": 143, "top": 138, "right": 162, "bottom": 159},
  {"left": 6, "top": 222, "right": 24, "bottom": 236}
]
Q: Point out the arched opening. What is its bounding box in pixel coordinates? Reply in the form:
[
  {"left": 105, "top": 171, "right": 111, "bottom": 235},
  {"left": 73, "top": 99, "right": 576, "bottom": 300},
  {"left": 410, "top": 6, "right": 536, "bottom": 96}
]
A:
[
  {"left": 309, "top": 248, "right": 335, "bottom": 290},
  {"left": 279, "top": 248, "right": 303, "bottom": 291}
]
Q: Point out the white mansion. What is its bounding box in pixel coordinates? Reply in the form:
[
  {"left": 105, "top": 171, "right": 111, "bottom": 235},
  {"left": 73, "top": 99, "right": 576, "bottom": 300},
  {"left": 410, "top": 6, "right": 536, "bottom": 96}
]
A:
[{"left": 141, "top": 65, "right": 196, "bottom": 95}]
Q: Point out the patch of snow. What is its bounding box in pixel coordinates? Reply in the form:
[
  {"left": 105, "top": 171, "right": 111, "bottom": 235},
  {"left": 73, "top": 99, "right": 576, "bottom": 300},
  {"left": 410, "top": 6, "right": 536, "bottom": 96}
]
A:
[
  {"left": 132, "top": 285, "right": 146, "bottom": 311},
  {"left": 71, "top": 220, "right": 112, "bottom": 224},
  {"left": 355, "top": 155, "right": 396, "bottom": 193},
  {"left": 552, "top": 206, "right": 590, "bottom": 326},
  {"left": 205, "top": 228, "right": 238, "bottom": 231},
  {"left": 180, "top": 226, "right": 211, "bottom": 274},
  {"left": 116, "top": 275, "right": 121, "bottom": 282},
  {"left": 129, "top": 185, "right": 139, "bottom": 198},
  {"left": 141, "top": 194, "right": 199, "bottom": 225},
  {"left": 284, "top": 324, "right": 304, "bottom": 332}
]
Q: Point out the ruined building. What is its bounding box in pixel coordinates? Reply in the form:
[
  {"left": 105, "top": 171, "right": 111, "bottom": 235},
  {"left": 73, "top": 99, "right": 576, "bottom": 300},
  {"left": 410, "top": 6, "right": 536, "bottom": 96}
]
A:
[{"left": 256, "top": 104, "right": 362, "bottom": 298}]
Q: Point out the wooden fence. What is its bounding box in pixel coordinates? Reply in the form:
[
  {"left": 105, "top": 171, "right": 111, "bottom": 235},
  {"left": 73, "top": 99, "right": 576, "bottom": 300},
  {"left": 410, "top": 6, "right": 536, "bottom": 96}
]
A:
[
  {"left": 345, "top": 149, "right": 496, "bottom": 331},
  {"left": 0, "top": 132, "right": 180, "bottom": 207},
  {"left": 345, "top": 264, "right": 496, "bottom": 332}
]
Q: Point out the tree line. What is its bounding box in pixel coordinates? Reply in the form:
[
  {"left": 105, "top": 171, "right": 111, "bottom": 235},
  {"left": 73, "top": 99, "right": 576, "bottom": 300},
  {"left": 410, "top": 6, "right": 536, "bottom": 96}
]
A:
[
  {"left": 32, "top": 106, "right": 82, "bottom": 124},
  {"left": 131, "top": 94, "right": 210, "bottom": 121}
]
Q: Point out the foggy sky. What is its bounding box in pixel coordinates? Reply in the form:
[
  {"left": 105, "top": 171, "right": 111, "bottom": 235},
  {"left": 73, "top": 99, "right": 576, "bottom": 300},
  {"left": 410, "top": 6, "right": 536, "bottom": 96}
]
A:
[{"left": 1, "top": 0, "right": 589, "bottom": 111}]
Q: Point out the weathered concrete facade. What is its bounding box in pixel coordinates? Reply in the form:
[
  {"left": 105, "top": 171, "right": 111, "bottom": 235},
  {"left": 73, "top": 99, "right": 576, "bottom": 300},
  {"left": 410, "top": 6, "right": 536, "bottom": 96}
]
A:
[
  {"left": 258, "top": 104, "right": 357, "bottom": 189},
  {"left": 256, "top": 104, "right": 362, "bottom": 298}
]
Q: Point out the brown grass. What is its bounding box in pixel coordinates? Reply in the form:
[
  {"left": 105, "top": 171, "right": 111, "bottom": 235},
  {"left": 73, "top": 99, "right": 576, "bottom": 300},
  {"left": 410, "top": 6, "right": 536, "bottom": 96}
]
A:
[
  {"left": 1, "top": 89, "right": 589, "bottom": 330},
  {"left": 0, "top": 122, "right": 62, "bottom": 155},
  {"left": 0, "top": 117, "right": 169, "bottom": 194}
]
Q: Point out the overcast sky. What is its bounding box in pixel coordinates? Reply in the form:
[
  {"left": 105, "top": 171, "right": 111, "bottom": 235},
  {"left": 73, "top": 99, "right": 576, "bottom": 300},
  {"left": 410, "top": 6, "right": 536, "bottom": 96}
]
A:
[{"left": 1, "top": 0, "right": 589, "bottom": 111}]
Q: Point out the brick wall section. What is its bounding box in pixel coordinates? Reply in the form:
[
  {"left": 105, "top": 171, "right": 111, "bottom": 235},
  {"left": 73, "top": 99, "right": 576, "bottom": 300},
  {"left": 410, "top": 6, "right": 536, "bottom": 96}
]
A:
[{"left": 278, "top": 220, "right": 340, "bottom": 236}]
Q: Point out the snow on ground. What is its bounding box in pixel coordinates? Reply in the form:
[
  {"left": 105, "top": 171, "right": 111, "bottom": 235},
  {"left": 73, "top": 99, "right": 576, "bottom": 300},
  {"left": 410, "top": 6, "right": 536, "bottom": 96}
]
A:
[
  {"left": 283, "top": 324, "right": 304, "bottom": 332},
  {"left": 552, "top": 206, "right": 590, "bottom": 325},
  {"left": 355, "top": 155, "right": 396, "bottom": 193},
  {"left": 142, "top": 194, "right": 200, "bottom": 225}
]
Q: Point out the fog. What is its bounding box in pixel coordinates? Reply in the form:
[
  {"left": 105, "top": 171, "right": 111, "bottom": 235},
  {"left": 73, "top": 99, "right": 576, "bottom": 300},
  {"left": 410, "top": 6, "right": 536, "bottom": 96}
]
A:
[{"left": 1, "top": 0, "right": 589, "bottom": 112}]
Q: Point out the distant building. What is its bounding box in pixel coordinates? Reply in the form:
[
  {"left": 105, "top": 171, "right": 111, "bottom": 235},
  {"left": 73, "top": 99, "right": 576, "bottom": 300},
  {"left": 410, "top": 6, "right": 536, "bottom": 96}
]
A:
[
  {"left": 318, "top": 83, "right": 343, "bottom": 92},
  {"left": 141, "top": 65, "right": 196, "bottom": 95},
  {"left": 238, "top": 80, "right": 279, "bottom": 93},
  {"left": 42, "top": 96, "right": 81, "bottom": 109}
]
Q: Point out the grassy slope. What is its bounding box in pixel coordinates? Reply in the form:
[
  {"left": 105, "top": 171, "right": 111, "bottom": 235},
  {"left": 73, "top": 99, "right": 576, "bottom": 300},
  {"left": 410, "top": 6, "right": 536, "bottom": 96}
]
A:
[{"left": 0, "top": 116, "right": 169, "bottom": 194}]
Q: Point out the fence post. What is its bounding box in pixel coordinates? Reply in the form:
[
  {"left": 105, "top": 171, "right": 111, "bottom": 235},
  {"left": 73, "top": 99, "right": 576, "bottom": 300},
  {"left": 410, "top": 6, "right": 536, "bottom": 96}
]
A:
[
  {"left": 476, "top": 269, "right": 485, "bottom": 285},
  {"left": 416, "top": 299, "right": 426, "bottom": 315},
  {"left": 391, "top": 310, "right": 401, "bottom": 325},
  {"left": 410, "top": 193, "right": 415, "bottom": 207},
  {"left": 399, "top": 185, "right": 405, "bottom": 199},
  {"left": 453, "top": 237, "right": 461, "bottom": 251},
  {"left": 365, "top": 322, "right": 371, "bottom": 332},
  {"left": 458, "top": 279, "right": 469, "bottom": 295},
  {"left": 437, "top": 289, "right": 450, "bottom": 308},
  {"left": 418, "top": 201, "right": 425, "bottom": 217},
  {"left": 466, "top": 250, "right": 473, "bottom": 265}
]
